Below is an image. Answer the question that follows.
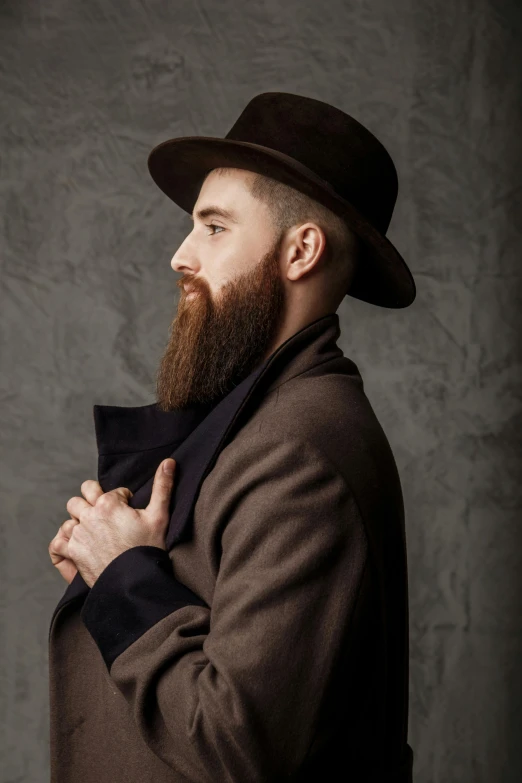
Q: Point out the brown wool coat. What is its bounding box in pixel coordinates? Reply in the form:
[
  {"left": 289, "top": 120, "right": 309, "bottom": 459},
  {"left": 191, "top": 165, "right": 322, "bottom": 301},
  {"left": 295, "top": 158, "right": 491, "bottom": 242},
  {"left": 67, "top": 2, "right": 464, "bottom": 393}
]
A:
[{"left": 48, "top": 312, "right": 414, "bottom": 782}]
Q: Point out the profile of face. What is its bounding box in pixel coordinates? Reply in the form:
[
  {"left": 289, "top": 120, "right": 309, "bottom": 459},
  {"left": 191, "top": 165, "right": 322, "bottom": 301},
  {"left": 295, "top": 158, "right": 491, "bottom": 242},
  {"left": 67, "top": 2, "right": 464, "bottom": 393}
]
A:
[{"left": 155, "top": 168, "right": 287, "bottom": 412}]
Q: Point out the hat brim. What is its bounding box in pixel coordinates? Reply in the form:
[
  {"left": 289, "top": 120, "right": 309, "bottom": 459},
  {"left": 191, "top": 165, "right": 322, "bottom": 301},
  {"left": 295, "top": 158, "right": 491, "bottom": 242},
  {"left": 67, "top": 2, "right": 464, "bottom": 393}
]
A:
[{"left": 147, "top": 136, "right": 416, "bottom": 309}]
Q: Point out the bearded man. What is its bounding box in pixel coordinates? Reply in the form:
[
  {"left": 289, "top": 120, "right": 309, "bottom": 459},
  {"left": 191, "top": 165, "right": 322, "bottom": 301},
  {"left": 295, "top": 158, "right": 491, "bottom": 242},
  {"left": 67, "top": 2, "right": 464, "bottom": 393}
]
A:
[{"left": 48, "top": 92, "right": 416, "bottom": 783}]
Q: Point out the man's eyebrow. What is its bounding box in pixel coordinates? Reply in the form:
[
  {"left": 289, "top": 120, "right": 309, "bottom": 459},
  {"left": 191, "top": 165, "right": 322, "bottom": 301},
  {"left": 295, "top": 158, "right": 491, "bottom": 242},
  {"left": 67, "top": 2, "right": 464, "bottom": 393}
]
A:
[{"left": 190, "top": 205, "right": 240, "bottom": 224}]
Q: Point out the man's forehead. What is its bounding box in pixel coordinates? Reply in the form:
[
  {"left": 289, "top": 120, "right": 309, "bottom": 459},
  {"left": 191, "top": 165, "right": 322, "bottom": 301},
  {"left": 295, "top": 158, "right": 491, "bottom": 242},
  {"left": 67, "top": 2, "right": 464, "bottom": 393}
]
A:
[
  {"left": 191, "top": 169, "right": 261, "bottom": 223},
  {"left": 192, "top": 193, "right": 241, "bottom": 225}
]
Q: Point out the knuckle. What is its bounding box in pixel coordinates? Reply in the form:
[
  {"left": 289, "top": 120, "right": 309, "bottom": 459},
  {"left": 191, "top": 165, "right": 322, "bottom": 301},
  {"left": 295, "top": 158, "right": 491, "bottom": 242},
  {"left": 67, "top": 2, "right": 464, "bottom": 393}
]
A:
[
  {"left": 49, "top": 534, "right": 63, "bottom": 554},
  {"left": 96, "top": 492, "right": 111, "bottom": 508}
]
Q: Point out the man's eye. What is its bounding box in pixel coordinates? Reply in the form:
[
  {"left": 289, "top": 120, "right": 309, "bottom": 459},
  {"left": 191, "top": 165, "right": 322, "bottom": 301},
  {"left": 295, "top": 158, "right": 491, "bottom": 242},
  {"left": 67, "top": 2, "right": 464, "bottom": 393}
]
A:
[{"left": 205, "top": 223, "right": 225, "bottom": 236}]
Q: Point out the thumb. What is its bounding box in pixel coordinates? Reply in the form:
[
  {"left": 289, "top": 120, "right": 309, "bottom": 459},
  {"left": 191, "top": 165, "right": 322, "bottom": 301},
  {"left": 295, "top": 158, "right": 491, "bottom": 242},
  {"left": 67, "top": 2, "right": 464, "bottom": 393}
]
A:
[{"left": 147, "top": 458, "right": 176, "bottom": 520}]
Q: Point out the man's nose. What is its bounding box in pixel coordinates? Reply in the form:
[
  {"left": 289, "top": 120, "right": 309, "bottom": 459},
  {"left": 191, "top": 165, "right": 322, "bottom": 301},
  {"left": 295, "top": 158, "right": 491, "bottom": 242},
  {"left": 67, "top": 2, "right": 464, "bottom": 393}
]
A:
[{"left": 170, "top": 238, "right": 198, "bottom": 274}]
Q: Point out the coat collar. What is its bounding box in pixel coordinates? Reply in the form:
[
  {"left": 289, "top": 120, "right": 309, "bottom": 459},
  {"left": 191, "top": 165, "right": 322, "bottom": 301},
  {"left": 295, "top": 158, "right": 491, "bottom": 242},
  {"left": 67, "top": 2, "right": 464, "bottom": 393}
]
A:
[{"left": 51, "top": 312, "right": 362, "bottom": 629}]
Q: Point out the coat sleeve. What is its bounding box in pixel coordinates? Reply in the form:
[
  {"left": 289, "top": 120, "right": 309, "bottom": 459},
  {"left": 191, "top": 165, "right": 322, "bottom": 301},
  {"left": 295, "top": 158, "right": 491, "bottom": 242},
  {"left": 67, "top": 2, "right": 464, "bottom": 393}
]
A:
[{"left": 80, "top": 429, "right": 369, "bottom": 782}]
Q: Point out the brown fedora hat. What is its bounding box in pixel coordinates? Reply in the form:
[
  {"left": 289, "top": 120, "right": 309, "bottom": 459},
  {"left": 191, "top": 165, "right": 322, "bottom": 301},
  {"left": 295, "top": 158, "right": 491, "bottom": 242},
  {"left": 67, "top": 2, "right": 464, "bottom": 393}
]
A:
[{"left": 147, "top": 92, "right": 416, "bottom": 309}]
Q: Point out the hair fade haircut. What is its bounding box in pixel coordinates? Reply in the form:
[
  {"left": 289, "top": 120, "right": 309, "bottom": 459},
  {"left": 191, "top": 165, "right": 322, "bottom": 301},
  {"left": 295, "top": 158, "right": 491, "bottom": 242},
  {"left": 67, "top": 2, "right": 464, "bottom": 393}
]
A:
[{"left": 210, "top": 167, "right": 362, "bottom": 297}]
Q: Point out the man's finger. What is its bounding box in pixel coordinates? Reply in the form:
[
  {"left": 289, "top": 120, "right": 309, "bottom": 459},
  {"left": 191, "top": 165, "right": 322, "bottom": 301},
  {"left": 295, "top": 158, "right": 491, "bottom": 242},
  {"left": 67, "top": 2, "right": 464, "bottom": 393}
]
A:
[
  {"left": 66, "top": 495, "right": 93, "bottom": 519},
  {"left": 48, "top": 527, "right": 78, "bottom": 585},
  {"left": 146, "top": 459, "right": 176, "bottom": 520},
  {"left": 49, "top": 528, "right": 72, "bottom": 564},
  {"left": 61, "top": 518, "right": 80, "bottom": 538},
  {"left": 80, "top": 480, "right": 105, "bottom": 506}
]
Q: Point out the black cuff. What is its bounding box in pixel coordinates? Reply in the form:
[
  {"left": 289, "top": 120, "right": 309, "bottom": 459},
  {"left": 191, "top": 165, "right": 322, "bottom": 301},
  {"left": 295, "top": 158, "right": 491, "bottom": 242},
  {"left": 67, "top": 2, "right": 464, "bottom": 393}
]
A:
[{"left": 80, "top": 545, "right": 208, "bottom": 670}]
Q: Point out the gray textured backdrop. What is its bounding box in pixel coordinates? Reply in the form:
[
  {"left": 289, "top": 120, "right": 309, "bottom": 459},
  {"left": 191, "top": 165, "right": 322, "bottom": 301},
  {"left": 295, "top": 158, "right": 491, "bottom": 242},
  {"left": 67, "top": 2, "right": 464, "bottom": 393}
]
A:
[{"left": 1, "top": 1, "right": 521, "bottom": 781}]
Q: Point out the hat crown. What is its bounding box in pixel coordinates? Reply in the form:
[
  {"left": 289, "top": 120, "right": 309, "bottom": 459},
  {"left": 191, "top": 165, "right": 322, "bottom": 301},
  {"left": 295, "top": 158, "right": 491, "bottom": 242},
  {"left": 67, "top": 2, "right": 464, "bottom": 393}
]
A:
[{"left": 225, "top": 92, "right": 398, "bottom": 234}]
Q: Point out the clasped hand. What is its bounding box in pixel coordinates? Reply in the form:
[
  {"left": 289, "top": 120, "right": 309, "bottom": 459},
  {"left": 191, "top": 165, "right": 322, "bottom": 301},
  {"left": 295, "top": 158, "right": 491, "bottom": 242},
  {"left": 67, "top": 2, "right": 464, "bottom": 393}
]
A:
[{"left": 49, "top": 458, "right": 176, "bottom": 588}]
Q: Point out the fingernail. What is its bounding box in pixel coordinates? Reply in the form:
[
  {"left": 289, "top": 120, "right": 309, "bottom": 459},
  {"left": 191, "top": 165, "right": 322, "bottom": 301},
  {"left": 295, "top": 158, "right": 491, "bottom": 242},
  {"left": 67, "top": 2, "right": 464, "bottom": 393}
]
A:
[{"left": 163, "top": 459, "right": 175, "bottom": 475}]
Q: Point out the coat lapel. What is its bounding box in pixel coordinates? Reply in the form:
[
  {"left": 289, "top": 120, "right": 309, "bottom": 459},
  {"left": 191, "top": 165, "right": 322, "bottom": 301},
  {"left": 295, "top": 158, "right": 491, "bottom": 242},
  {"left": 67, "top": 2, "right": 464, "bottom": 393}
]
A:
[{"left": 50, "top": 312, "right": 354, "bottom": 633}]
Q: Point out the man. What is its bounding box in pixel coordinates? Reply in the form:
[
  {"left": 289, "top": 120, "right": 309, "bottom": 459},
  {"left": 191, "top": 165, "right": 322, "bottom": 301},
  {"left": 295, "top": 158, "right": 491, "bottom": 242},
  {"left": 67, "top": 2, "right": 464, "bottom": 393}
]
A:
[{"left": 48, "top": 92, "right": 416, "bottom": 782}]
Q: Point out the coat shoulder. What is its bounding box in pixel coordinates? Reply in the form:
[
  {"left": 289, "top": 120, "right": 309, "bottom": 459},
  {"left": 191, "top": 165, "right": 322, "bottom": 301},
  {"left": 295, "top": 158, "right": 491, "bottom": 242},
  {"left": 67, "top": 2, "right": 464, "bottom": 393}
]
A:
[
  {"left": 216, "top": 370, "right": 407, "bottom": 536},
  {"left": 244, "top": 372, "right": 401, "bottom": 491}
]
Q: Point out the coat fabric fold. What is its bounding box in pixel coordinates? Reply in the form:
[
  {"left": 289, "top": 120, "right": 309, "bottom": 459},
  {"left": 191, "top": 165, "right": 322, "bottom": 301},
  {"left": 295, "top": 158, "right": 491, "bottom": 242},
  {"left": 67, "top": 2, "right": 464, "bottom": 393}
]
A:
[{"left": 48, "top": 312, "right": 414, "bottom": 782}]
